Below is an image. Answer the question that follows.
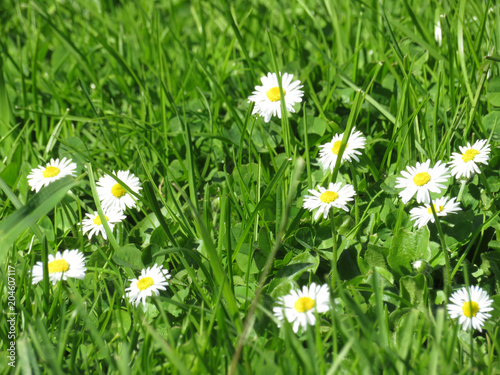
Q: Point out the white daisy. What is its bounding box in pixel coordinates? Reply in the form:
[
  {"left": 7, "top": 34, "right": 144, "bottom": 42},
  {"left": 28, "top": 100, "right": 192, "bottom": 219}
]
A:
[
  {"left": 273, "top": 283, "right": 331, "bottom": 333},
  {"left": 81, "top": 208, "right": 127, "bottom": 240},
  {"left": 125, "top": 264, "right": 171, "bottom": 306},
  {"left": 449, "top": 139, "right": 491, "bottom": 179},
  {"left": 27, "top": 157, "right": 77, "bottom": 192},
  {"left": 409, "top": 197, "right": 461, "bottom": 229},
  {"left": 447, "top": 285, "right": 494, "bottom": 332},
  {"left": 318, "top": 127, "right": 367, "bottom": 172},
  {"left": 248, "top": 72, "right": 304, "bottom": 123},
  {"left": 395, "top": 159, "right": 450, "bottom": 204},
  {"left": 302, "top": 182, "right": 356, "bottom": 220},
  {"left": 96, "top": 170, "right": 142, "bottom": 211},
  {"left": 32, "top": 249, "right": 86, "bottom": 285}
]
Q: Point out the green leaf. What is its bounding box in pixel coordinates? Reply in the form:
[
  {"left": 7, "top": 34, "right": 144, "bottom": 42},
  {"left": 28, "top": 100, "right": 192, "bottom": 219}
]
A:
[
  {"left": 113, "top": 244, "right": 144, "bottom": 270},
  {"left": 0, "top": 176, "right": 79, "bottom": 254},
  {"left": 0, "top": 162, "right": 19, "bottom": 188},
  {"left": 487, "top": 77, "right": 500, "bottom": 106},
  {"left": 363, "top": 245, "right": 389, "bottom": 271},
  {"left": 268, "top": 251, "right": 320, "bottom": 298},
  {"left": 387, "top": 227, "right": 430, "bottom": 279},
  {"left": 482, "top": 112, "right": 500, "bottom": 141},
  {"left": 0, "top": 56, "right": 11, "bottom": 150},
  {"left": 399, "top": 274, "right": 427, "bottom": 309}
]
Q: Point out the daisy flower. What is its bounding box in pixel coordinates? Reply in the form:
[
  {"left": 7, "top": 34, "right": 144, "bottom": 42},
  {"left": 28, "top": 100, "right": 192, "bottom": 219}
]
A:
[
  {"left": 96, "top": 170, "right": 142, "bottom": 211},
  {"left": 447, "top": 285, "right": 494, "bottom": 332},
  {"left": 248, "top": 72, "right": 304, "bottom": 123},
  {"left": 125, "top": 264, "right": 171, "bottom": 306},
  {"left": 409, "top": 197, "right": 461, "bottom": 229},
  {"left": 303, "top": 182, "right": 356, "bottom": 220},
  {"left": 449, "top": 139, "right": 491, "bottom": 179},
  {"left": 81, "top": 208, "right": 127, "bottom": 240},
  {"left": 27, "top": 157, "right": 77, "bottom": 192},
  {"left": 32, "top": 249, "right": 86, "bottom": 285},
  {"left": 273, "top": 283, "right": 331, "bottom": 333},
  {"left": 318, "top": 127, "right": 366, "bottom": 172},
  {"left": 395, "top": 159, "right": 450, "bottom": 204}
]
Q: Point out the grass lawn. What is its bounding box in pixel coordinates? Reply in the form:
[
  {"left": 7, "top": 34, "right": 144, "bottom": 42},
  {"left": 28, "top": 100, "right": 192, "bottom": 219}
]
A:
[{"left": 1, "top": 0, "right": 500, "bottom": 373}]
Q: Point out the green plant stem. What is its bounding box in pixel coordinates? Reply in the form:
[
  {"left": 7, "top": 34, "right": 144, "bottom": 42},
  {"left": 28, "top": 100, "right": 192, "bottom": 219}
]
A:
[
  {"left": 457, "top": 179, "right": 467, "bottom": 202},
  {"left": 330, "top": 210, "right": 339, "bottom": 291},
  {"left": 429, "top": 198, "right": 451, "bottom": 297}
]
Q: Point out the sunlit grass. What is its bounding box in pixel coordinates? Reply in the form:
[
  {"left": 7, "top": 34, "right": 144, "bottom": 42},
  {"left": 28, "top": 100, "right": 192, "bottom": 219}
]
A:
[{"left": 0, "top": 0, "right": 499, "bottom": 373}]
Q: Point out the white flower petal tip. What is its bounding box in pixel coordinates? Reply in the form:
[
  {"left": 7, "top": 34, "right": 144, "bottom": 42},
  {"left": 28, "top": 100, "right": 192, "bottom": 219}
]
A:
[
  {"left": 96, "top": 170, "right": 142, "bottom": 211},
  {"left": 248, "top": 72, "right": 304, "bottom": 123},
  {"left": 32, "top": 249, "right": 86, "bottom": 285},
  {"left": 302, "top": 182, "right": 356, "bottom": 220},
  {"left": 27, "top": 157, "right": 77, "bottom": 192},
  {"left": 395, "top": 159, "right": 450, "bottom": 204},
  {"left": 273, "top": 283, "right": 332, "bottom": 333},
  {"left": 125, "top": 264, "right": 172, "bottom": 307},
  {"left": 318, "top": 127, "right": 366, "bottom": 171},
  {"left": 447, "top": 285, "right": 494, "bottom": 332},
  {"left": 449, "top": 140, "right": 491, "bottom": 180},
  {"left": 409, "top": 197, "right": 461, "bottom": 229}
]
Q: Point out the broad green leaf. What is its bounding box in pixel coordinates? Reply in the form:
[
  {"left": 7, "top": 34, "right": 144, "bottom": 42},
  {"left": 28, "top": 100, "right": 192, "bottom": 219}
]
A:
[
  {"left": 387, "top": 227, "right": 430, "bottom": 279},
  {"left": 487, "top": 77, "right": 500, "bottom": 106},
  {"left": 360, "top": 245, "right": 389, "bottom": 275},
  {"left": 113, "top": 244, "right": 144, "bottom": 270},
  {"left": 482, "top": 112, "right": 500, "bottom": 141},
  {"left": 399, "top": 274, "right": 427, "bottom": 309},
  {"left": 268, "top": 251, "right": 320, "bottom": 298},
  {"left": 0, "top": 176, "right": 79, "bottom": 254}
]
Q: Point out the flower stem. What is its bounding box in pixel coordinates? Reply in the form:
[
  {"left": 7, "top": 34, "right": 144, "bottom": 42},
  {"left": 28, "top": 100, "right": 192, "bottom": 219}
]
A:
[
  {"left": 429, "top": 196, "right": 451, "bottom": 297},
  {"left": 457, "top": 179, "right": 467, "bottom": 202},
  {"left": 330, "top": 210, "right": 339, "bottom": 290}
]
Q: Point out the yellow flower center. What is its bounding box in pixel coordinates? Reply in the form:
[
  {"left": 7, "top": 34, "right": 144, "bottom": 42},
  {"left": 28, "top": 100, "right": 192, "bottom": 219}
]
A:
[
  {"left": 462, "top": 301, "right": 480, "bottom": 318},
  {"left": 48, "top": 259, "right": 69, "bottom": 274},
  {"left": 413, "top": 172, "right": 431, "bottom": 186},
  {"left": 294, "top": 297, "right": 315, "bottom": 313},
  {"left": 331, "top": 141, "right": 348, "bottom": 155},
  {"left": 266, "top": 87, "right": 284, "bottom": 102},
  {"left": 137, "top": 276, "right": 154, "bottom": 291},
  {"left": 320, "top": 191, "right": 339, "bottom": 203},
  {"left": 43, "top": 166, "right": 61, "bottom": 178},
  {"left": 93, "top": 215, "right": 109, "bottom": 225},
  {"left": 462, "top": 149, "right": 480, "bottom": 163},
  {"left": 111, "top": 183, "right": 126, "bottom": 198},
  {"left": 426, "top": 205, "right": 445, "bottom": 214}
]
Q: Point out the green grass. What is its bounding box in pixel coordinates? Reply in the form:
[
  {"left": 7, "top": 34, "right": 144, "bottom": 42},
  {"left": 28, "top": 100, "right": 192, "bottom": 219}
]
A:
[{"left": 1, "top": 0, "right": 500, "bottom": 373}]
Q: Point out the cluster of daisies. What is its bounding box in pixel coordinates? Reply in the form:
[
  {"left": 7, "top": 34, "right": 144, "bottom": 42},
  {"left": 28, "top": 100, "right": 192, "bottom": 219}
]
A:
[
  {"left": 396, "top": 139, "right": 491, "bottom": 229},
  {"left": 27, "top": 158, "right": 170, "bottom": 306},
  {"left": 24, "top": 72, "right": 496, "bottom": 332},
  {"left": 250, "top": 72, "right": 495, "bottom": 332},
  {"left": 31, "top": 250, "right": 170, "bottom": 306}
]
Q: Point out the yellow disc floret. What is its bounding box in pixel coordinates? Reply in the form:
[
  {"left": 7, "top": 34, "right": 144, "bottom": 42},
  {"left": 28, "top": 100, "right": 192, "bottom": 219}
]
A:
[
  {"left": 48, "top": 259, "right": 70, "bottom": 274},
  {"left": 93, "top": 215, "right": 109, "bottom": 225},
  {"left": 137, "top": 276, "right": 154, "bottom": 291},
  {"left": 43, "top": 166, "right": 61, "bottom": 178},
  {"left": 320, "top": 191, "right": 339, "bottom": 203},
  {"left": 462, "top": 301, "right": 480, "bottom": 318},
  {"left": 462, "top": 149, "right": 480, "bottom": 163},
  {"left": 413, "top": 172, "right": 431, "bottom": 186},
  {"left": 266, "top": 87, "right": 284, "bottom": 102},
  {"left": 111, "top": 183, "right": 127, "bottom": 198},
  {"left": 294, "top": 297, "right": 315, "bottom": 313},
  {"left": 427, "top": 205, "right": 445, "bottom": 214},
  {"left": 332, "top": 141, "right": 348, "bottom": 155}
]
